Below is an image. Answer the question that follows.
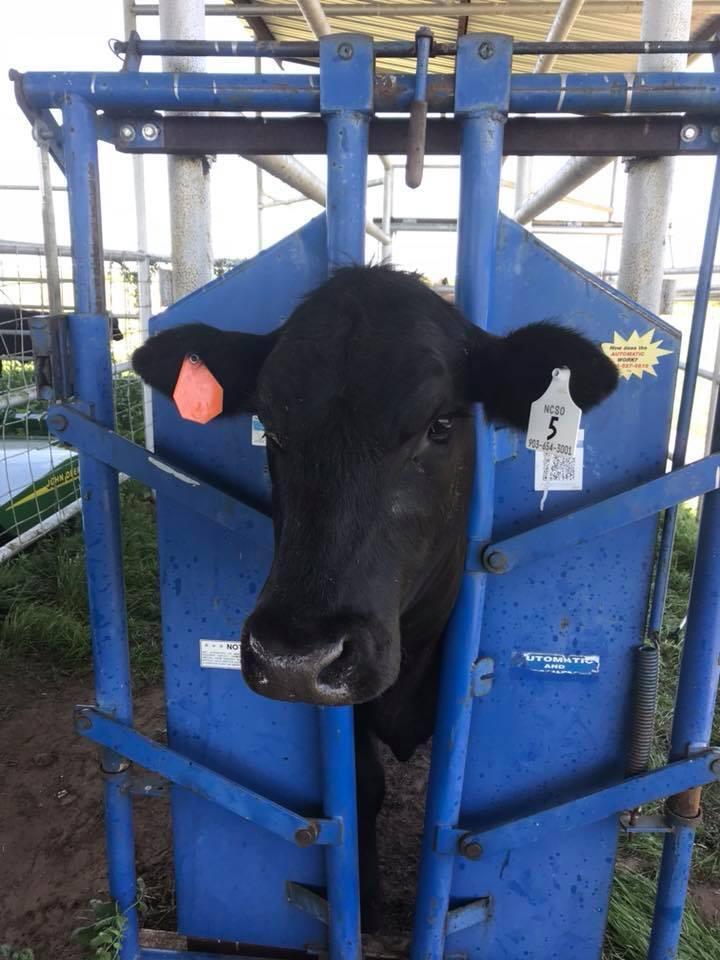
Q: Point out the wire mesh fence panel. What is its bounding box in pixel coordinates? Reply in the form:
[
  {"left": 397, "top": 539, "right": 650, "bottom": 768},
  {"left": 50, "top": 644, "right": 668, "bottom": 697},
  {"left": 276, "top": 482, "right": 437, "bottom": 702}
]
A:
[{"left": 0, "top": 248, "right": 165, "bottom": 562}]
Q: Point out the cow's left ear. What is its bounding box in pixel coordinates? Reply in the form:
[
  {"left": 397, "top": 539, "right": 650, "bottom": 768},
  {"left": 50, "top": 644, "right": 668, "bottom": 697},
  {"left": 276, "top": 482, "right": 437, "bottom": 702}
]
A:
[
  {"left": 469, "top": 321, "right": 619, "bottom": 429},
  {"left": 132, "top": 322, "right": 279, "bottom": 415}
]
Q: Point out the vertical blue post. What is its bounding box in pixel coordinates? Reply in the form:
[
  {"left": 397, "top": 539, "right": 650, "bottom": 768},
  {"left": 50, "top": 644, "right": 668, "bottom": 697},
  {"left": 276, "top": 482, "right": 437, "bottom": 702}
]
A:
[
  {"left": 411, "top": 34, "right": 512, "bottom": 960},
  {"left": 62, "top": 95, "right": 139, "bottom": 959},
  {"left": 647, "top": 157, "right": 720, "bottom": 960},
  {"left": 319, "top": 33, "right": 373, "bottom": 959}
]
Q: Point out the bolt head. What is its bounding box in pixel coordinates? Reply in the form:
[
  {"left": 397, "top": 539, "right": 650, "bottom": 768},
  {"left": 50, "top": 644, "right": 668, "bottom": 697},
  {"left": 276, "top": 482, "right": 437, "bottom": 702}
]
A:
[
  {"left": 294, "top": 822, "right": 319, "bottom": 847},
  {"left": 485, "top": 550, "right": 508, "bottom": 573},
  {"left": 711, "top": 757, "right": 720, "bottom": 776},
  {"left": 478, "top": 41, "right": 495, "bottom": 60},
  {"left": 459, "top": 836, "right": 483, "bottom": 860},
  {"left": 49, "top": 414, "right": 68, "bottom": 432},
  {"left": 681, "top": 124, "right": 699, "bottom": 143},
  {"left": 119, "top": 124, "right": 136, "bottom": 141},
  {"left": 141, "top": 123, "right": 159, "bottom": 141},
  {"left": 337, "top": 42, "right": 354, "bottom": 60},
  {"left": 76, "top": 714, "right": 92, "bottom": 731}
]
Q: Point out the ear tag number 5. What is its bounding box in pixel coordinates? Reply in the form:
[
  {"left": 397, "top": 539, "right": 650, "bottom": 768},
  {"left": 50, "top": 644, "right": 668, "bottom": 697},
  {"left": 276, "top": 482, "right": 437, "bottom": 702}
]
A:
[
  {"left": 525, "top": 367, "right": 581, "bottom": 458},
  {"left": 173, "top": 353, "right": 224, "bottom": 424}
]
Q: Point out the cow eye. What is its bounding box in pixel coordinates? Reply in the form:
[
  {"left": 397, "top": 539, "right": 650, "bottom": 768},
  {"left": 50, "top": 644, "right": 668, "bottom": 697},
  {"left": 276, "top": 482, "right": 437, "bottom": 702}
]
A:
[{"left": 427, "top": 416, "right": 454, "bottom": 444}]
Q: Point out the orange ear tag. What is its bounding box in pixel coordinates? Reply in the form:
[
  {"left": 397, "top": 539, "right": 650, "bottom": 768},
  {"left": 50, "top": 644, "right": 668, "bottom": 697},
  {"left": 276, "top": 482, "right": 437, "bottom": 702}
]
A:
[{"left": 173, "top": 354, "right": 224, "bottom": 425}]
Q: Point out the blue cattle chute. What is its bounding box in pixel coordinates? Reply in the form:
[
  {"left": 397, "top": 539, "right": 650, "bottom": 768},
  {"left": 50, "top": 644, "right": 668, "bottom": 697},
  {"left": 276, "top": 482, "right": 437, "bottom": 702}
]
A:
[{"left": 151, "top": 216, "right": 331, "bottom": 948}]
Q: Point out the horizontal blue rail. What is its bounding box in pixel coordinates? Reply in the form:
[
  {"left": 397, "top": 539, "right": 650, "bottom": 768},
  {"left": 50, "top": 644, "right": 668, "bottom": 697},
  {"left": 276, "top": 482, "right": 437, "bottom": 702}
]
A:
[
  {"left": 481, "top": 453, "right": 720, "bottom": 574},
  {"left": 436, "top": 751, "right": 720, "bottom": 857},
  {"left": 75, "top": 706, "right": 342, "bottom": 847},
  {"left": 17, "top": 70, "right": 720, "bottom": 116},
  {"left": 49, "top": 402, "right": 272, "bottom": 535}
]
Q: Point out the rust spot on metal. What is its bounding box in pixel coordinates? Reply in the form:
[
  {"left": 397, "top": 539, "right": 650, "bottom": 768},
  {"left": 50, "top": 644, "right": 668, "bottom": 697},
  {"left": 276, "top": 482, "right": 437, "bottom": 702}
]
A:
[
  {"left": 668, "top": 785, "right": 702, "bottom": 820},
  {"left": 87, "top": 160, "right": 107, "bottom": 314}
]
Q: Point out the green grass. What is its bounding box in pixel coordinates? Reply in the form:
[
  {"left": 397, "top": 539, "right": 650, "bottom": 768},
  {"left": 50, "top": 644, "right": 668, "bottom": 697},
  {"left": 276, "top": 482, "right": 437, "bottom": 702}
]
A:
[{"left": 0, "top": 480, "right": 161, "bottom": 684}]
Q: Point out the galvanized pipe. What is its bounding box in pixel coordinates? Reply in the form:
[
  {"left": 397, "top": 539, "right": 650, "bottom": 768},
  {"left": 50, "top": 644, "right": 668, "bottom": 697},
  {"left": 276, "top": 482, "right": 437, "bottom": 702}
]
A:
[
  {"left": 123, "top": 0, "right": 153, "bottom": 450},
  {"left": 250, "top": 154, "right": 389, "bottom": 244},
  {"left": 616, "top": 0, "right": 693, "bottom": 312},
  {"left": 515, "top": 156, "right": 608, "bottom": 224},
  {"left": 515, "top": 0, "right": 586, "bottom": 210},
  {"left": 159, "top": 0, "right": 214, "bottom": 301}
]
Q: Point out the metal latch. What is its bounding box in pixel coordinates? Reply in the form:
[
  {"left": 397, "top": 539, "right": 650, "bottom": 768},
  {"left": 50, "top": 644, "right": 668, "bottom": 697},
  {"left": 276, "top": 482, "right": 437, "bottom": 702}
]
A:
[
  {"left": 29, "top": 313, "right": 74, "bottom": 402},
  {"left": 406, "top": 26, "right": 432, "bottom": 188}
]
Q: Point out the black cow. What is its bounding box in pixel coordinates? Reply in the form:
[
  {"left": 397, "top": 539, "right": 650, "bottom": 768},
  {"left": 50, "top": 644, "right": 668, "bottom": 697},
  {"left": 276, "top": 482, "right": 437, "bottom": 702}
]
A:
[
  {"left": 0, "top": 305, "right": 123, "bottom": 367},
  {"left": 133, "top": 265, "right": 618, "bottom": 926}
]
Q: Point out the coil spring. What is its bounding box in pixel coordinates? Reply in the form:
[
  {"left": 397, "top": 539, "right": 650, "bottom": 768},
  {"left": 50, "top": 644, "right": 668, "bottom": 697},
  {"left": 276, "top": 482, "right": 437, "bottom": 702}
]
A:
[{"left": 626, "top": 638, "right": 660, "bottom": 777}]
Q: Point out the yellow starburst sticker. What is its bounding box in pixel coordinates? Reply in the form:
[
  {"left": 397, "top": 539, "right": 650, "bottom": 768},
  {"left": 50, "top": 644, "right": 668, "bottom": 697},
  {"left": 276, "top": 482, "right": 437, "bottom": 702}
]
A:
[{"left": 601, "top": 329, "right": 673, "bottom": 381}]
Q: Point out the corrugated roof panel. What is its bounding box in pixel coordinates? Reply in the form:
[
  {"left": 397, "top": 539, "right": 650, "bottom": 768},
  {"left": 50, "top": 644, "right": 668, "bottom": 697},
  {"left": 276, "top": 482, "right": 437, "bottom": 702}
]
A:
[{"left": 244, "top": 1, "right": 717, "bottom": 76}]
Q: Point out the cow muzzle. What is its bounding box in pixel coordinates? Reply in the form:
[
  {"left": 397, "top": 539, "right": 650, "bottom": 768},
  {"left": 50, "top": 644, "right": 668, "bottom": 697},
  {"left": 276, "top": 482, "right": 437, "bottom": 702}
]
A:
[{"left": 240, "top": 613, "right": 400, "bottom": 706}]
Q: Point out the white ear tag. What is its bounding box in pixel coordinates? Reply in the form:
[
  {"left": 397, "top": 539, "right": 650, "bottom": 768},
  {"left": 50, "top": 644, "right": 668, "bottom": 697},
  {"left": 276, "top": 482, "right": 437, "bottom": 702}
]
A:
[{"left": 525, "top": 367, "right": 581, "bottom": 459}]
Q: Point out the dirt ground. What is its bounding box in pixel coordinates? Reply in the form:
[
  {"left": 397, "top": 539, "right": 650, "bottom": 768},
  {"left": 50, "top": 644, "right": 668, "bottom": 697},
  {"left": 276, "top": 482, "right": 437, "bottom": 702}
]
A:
[
  {"left": 0, "top": 671, "right": 429, "bottom": 959},
  {"left": 4, "top": 671, "right": 716, "bottom": 960},
  {"left": 0, "top": 673, "right": 172, "bottom": 960}
]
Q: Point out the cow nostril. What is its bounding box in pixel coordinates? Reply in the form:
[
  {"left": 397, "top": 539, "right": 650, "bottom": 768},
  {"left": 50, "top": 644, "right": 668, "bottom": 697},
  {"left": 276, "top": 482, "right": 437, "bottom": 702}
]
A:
[{"left": 316, "top": 636, "right": 353, "bottom": 688}]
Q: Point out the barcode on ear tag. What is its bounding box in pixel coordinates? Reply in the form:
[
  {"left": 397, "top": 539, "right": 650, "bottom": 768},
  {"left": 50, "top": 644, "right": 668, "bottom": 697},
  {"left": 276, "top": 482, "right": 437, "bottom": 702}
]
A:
[
  {"left": 535, "top": 429, "right": 584, "bottom": 491},
  {"left": 526, "top": 367, "right": 581, "bottom": 458}
]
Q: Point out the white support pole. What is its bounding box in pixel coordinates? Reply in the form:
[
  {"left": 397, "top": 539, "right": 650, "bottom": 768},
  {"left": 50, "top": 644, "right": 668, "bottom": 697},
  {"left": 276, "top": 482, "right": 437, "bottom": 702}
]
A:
[
  {"left": 615, "top": 0, "right": 693, "bottom": 313},
  {"left": 514, "top": 0, "right": 586, "bottom": 214},
  {"left": 35, "top": 131, "right": 62, "bottom": 315},
  {"left": 515, "top": 157, "right": 608, "bottom": 225},
  {"left": 158, "top": 0, "right": 214, "bottom": 301},
  {"left": 124, "top": 0, "right": 154, "bottom": 450},
  {"left": 381, "top": 163, "right": 394, "bottom": 262}
]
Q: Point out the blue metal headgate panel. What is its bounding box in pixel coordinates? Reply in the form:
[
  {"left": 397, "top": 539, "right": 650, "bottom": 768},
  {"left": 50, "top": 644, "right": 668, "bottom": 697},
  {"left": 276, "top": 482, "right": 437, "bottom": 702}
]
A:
[
  {"left": 151, "top": 216, "right": 329, "bottom": 948},
  {"left": 447, "top": 215, "right": 680, "bottom": 959}
]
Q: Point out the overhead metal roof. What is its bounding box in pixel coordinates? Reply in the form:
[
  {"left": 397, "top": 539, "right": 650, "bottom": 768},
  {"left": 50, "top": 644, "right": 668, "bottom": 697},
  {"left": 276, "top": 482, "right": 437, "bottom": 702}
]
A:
[{"left": 222, "top": 1, "right": 720, "bottom": 74}]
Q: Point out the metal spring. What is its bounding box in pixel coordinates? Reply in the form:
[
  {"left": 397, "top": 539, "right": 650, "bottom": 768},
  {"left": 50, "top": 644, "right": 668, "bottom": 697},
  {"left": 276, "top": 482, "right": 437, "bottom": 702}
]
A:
[{"left": 626, "top": 639, "right": 660, "bottom": 777}]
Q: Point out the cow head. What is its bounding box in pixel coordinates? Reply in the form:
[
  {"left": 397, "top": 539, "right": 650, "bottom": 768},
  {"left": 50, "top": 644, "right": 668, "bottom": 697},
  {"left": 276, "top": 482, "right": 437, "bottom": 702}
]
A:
[{"left": 133, "top": 266, "right": 618, "bottom": 706}]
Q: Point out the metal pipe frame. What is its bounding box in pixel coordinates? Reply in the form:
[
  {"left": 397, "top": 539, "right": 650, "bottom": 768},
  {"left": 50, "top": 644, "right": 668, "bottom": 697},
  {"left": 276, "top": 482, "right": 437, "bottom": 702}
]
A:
[
  {"left": 61, "top": 94, "right": 139, "bottom": 960},
  {"left": 411, "top": 34, "right": 512, "bottom": 960},
  {"left": 318, "top": 34, "right": 369, "bottom": 959},
  {"left": 18, "top": 69, "right": 720, "bottom": 116},
  {"left": 437, "top": 750, "right": 720, "bottom": 857},
  {"left": 647, "top": 133, "right": 720, "bottom": 960},
  {"left": 105, "top": 114, "right": 720, "bottom": 158},
  {"left": 23, "top": 30, "right": 720, "bottom": 960},
  {"left": 75, "top": 706, "right": 343, "bottom": 846},
  {"left": 113, "top": 37, "right": 720, "bottom": 57}
]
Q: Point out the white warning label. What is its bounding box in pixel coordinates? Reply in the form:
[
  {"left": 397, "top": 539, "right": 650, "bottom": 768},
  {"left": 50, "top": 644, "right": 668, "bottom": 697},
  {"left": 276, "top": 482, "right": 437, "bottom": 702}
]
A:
[{"left": 199, "top": 639, "right": 243, "bottom": 670}]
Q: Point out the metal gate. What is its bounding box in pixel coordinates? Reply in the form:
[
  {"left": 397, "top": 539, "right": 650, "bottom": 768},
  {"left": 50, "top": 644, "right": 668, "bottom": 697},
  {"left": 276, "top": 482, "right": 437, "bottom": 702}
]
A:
[{"left": 12, "top": 30, "right": 720, "bottom": 960}]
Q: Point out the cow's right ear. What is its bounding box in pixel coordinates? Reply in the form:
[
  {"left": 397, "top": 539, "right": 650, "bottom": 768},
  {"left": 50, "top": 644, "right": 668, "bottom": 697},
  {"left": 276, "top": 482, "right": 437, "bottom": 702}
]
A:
[{"left": 132, "top": 322, "right": 278, "bottom": 415}]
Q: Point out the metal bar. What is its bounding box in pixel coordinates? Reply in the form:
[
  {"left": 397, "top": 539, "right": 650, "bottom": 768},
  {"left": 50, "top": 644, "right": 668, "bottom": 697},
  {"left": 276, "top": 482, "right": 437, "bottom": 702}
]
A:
[
  {"left": 648, "top": 160, "right": 720, "bottom": 960},
  {"left": 648, "top": 155, "right": 720, "bottom": 639},
  {"left": 515, "top": 0, "right": 586, "bottom": 209},
  {"left": 114, "top": 37, "right": 720, "bottom": 57},
  {"left": 110, "top": 114, "right": 720, "bottom": 158},
  {"left": 131, "top": 1, "right": 720, "bottom": 14},
  {"left": 411, "top": 34, "right": 512, "bottom": 960},
  {"left": 47, "top": 402, "right": 273, "bottom": 531},
  {"left": 436, "top": 752, "right": 720, "bottom": 857},
  {"left": 481, "top": 454, "right": 720, "bottom": 575},
  {"left": 0, "top": 239, "right": 170, "bottom": 262},
  {"left": 319, "top": 34, "right": 368, "bottom": 959},
  {"left": 123, "top": 0, "right": 154, "bottom": 452},
  {"left": 21, "top": 71, "right": 720, "bottom": 116},
  {"left": 159, "top": 0, "right": 214, "bottom": 302},
  {"left": 36, "top": 133, "right": 63, "bottom": 315},
  {"left": 616, "top": 0, "right": 693, "bottom": 314},
  {"left": 381, "top": 164, "right": 393, "bottom": 262},
  {"left": 61, "top": 94, "right": 139, "bottom": 960},
  {"left": 75, "top": 706, "right": 342, "bottom": 846},
  {"left": 516, "top": 156, "right": 608, "bottom": 224}
]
